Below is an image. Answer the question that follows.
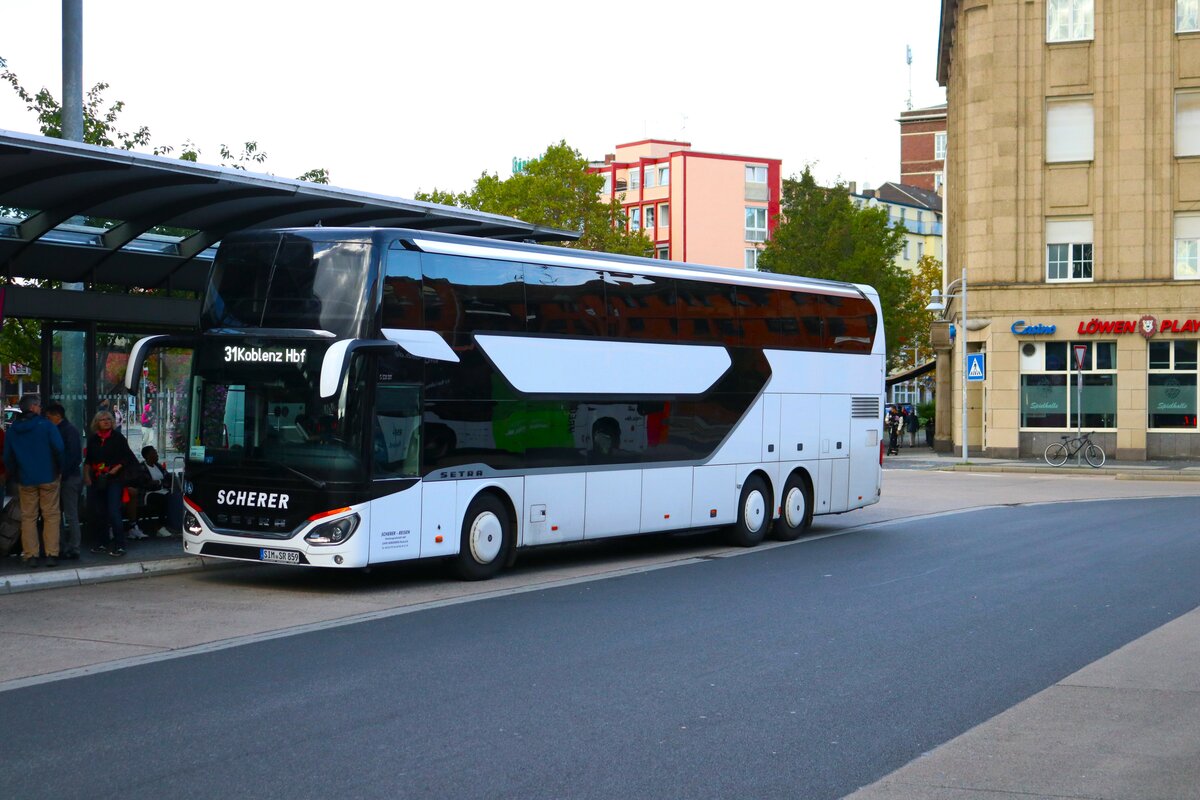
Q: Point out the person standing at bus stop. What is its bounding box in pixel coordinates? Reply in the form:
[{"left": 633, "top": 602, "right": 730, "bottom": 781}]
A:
[
  {"left": 84, "top": 409, "right": 136, "bottom": 557},
  {"left": 3, "top": 394, "right": 64, "bottom": 567},
  {"left": 45, "top": 402, "right": 83, "bottom": 560}
]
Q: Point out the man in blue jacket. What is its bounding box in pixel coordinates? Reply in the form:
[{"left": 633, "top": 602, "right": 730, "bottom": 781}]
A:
[{"left": 3, "top": 394, "right": 65, "bottom": 567}]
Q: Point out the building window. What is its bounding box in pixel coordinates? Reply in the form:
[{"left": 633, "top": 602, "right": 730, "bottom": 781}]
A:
[
  {"left": 658, "top": 203, "right": 669, "bottom": 228},
  {"left": 745, "top": 165, "right": 767, "bottom": 183},
  {"left": 1149, "top": 341, "right": 1199, "bottom": 429},
  {"left": 1179, "top": 0, "right": 1199, "bottom": 33},
  {"left": 1176, "top": 90, "right": 1200, "bottom": 157},
  {"left": 1021, "top": 341, "right": 1116, "bottom": 429},
  {"left": 630, "top": 207, "right": 641, "bottom": 231},
  {"left": 902, "top": 240, "right": 911, "bottom": 260},
  {"left": 644, "top": 205, "right": 655, "bottom": 230},
  {"left": 658, "top": 166, "right": 670, "bottom": 186},
  {"left": 1047, "top": 0, "right": 1094, "bottom": 42},
  {"left": 656, "top": 245, "right": 669, "bottom": 260},
  {"left": 601, "top": 173, "right": 612, "bottom": 196},
  {"left": 917, "top": 241, "right": 925, "bottom": 259},
  {"left": 1176, "top": 215, "right": 1200, "bottom": 278},
  {"left": 1046, "top": 98, "right": 1094, "bottom": 162},
  {"left": 934, "top": 132, "right": 947, "bottom": 160},
  {"left": 745, "top": 207, "right": 767, "bottom": 242},
  {"left": 629, "top": 168, "right": 640, "bottom": 190},
  {"left": 934, "top": 171, "right": 945, "bottom": 192},
  {"left": 1046, "top": 218, "right": 1093, "bottom": 282},
  {"left": 744, "top": 248, "right": 760, "bottom": 270},
  {"left": 644, "top": 165, "right": 655, "bottom": 188}
]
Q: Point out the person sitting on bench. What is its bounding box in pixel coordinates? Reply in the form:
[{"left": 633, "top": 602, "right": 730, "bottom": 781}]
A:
[{"left": 129, "top": 446, "right": 173, "bottom": 538}]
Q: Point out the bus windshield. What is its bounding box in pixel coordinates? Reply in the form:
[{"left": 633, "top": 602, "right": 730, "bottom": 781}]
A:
[
  {"left": 188, "top": 340, "right": 367, "bottom": 482},
  {"left": 200, "top": 234, "right": 374, "bottom": 338}
]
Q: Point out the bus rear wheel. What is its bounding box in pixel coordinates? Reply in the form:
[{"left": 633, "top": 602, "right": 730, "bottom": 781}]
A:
[
  {"left": 773, "top": 473, "right": 812, "bottom": 541},
  {"left": 453, "top": 494, "right": 511, "bottom": 581},
  {"left": 727, "top": 475, "right": 771, "bottom": 548}
]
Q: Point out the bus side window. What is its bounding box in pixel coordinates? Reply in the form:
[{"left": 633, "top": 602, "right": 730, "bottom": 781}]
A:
[
  {"left": 383, "top": 244, "right": 423, "bottom": 330},
  {"left": 374, "top": 383, "right": 421, "bottom": 479}
]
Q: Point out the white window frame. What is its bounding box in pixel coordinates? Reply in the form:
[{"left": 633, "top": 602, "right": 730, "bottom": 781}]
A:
[
  {"left": 601, "top": 173, "right": 612, "bottom": 196},
  {"left": 658, "top": 203, "right": 669, "bottom": 228},
  {"left": 934, "top": 132, "right": 947, "bottom": 161},
  {"left": 630, "top": 207, "right": 641, "bottom": 232},
  {"left": 1179, "top": 0, "right": 1200, "bottom": 33},
  {"left": 644, "top": 205, "right": 655, "bottom": 231},
  {"left": 1177, "top": 214, "right": 1200, "bottom": 279},
  {"left": 1046, "top": 218, "right": 1094, "bottom": 282},
  {"left": 1046, "top": 97, "right": 1095, "bottom": 163},
  {"left": 656, "top": 245, "right": 669, "bottom": 260},
  {"left": 1047, "top": 0, "right": 1094, "bottom": 42},
  {"left": 745, "top": 165, "right": 767, "bottom": 183},
  {"left": 628, "top": 168, "right": 640, "bottom": 190},
  {"left": 745, "top": 207, "right": 767, "bottom": 242},
  {"left": 744, "top": 248, "right": 761, "bottom": 270},
  {"left": 658, "top": 166, "right": 670, "bottom": 186},
  {"left": 1176, "top": 90, "right": 1200, "bottom": 157},
  {"left": 644, "top": 165, "right": 655, "bottom": 189},
  {"left": 902, "top": 239, "right": 911, "bottom": 260},
  {"left": 934, "top": 171, "right": 945, "bottom": 192}
]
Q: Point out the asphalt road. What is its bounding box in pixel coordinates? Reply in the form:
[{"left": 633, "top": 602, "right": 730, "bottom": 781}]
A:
[{"left": 5, "top": 496, "right": 1200, "bottom": 800}]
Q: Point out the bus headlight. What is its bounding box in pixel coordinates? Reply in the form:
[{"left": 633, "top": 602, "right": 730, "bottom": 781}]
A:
[
  {"left": 184, "top": 511, "right": 203, "bottom": 536},
  {"left": 304, "top": 514, "right": 360, "bottom": 546}
]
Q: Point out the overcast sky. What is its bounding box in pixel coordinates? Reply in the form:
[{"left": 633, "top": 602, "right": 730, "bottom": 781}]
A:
[{"left": 0, "top": 1, "right": 946, "bottom": 199}]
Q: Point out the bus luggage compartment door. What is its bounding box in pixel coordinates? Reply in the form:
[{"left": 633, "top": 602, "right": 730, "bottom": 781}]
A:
[{"left": 524, "top": 473, "right": 585, "bottom": 545}]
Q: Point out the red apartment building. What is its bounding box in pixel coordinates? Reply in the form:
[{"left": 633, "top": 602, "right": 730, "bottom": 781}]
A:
[
  {"left": 898, "top": 103, "right": 947, "bottom": 192},
  {"left": 591, "top": 139, "right": 782, "bottom": 269}
]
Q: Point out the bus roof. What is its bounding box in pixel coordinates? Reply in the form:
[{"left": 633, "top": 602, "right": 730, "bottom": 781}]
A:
[{"left": 229, "top": 227, "right": 873, "bottom": 300}]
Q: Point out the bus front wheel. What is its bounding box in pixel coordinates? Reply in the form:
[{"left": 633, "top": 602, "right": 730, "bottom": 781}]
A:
[
  {"left": 727, "top": 475, "right": 771, "bottom": 548},
  {"left": 453, "top": 494, "right": 511, "bottom": 581}
]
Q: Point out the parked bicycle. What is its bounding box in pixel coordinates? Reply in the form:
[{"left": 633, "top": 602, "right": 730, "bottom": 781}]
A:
[{"left": 1044, "top": 432, "right": 1106, "bottom": 468}]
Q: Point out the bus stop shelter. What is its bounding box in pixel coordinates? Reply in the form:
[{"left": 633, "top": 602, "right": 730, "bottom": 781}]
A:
[{"left": 0, "top": 128, "right": 575, "bottom": 455}]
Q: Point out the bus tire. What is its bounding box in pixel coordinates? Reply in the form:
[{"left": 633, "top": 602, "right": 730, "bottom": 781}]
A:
[
  {"left": 727, "top": 474, "right": 771, "bottom": 548},
  {"left": 453, "top": 493, "right": 511, "bottom": 581},
  {"left": 773, "top": 472, "right": 812, "bottom": 541}
]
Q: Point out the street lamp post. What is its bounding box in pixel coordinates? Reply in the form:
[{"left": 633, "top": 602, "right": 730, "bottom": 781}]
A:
[{"left": 926, "top": 267, "right": 969, "bottom": 463}]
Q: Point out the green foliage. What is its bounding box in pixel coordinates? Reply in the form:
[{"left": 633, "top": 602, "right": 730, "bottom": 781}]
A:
[
  {"left": 415, "top": 141, "right": 649, "bottom": 256},
  {"left": 757, "top": 167, "right": 924, "bottom": 370},
  {"left": 917, "top": 400, "right": 936, "bottom": 427}
]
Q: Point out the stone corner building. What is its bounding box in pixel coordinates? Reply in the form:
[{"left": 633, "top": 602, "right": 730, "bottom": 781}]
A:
[{"left": 936, "top": 0, "right": 1200, "bottom": 460}]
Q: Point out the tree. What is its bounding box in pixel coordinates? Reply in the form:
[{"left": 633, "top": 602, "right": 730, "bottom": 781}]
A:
[
  {"left": 757, "top": 167, "right": 923, "bottom": 370},
  {"left": 416, "top": 141, "right": 649, "bottom": 256},
  {"left": 0, "top": 58, "right": 329, "bottom": 181}
]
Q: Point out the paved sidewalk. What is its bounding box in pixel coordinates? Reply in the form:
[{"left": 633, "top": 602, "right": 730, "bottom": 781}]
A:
[
  {"left": 846, "top": 604, "right": 1200, "bottom": 799},
  {"left": 884, "top": 443, "right": 1200, "bottom": 479},
  {"left": 0, "top": 531, "right": 227, "bottom": 594}
]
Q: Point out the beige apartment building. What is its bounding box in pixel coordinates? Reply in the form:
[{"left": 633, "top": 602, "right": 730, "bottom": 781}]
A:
[{"left": 936, "top": 0, "right": 1200, "bottom": 459}]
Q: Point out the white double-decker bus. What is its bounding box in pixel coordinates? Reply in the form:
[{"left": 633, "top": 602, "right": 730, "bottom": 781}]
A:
[{"left": 128, "top": 228, "right": 885, "bottom": 579}]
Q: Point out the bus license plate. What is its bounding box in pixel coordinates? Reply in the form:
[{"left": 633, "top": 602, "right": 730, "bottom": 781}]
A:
[{"left": 260, "top": 548, "right": 301, "bottom": 565}]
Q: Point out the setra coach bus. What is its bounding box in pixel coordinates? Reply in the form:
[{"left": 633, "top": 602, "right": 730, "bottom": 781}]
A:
[{"left": 127, "top": 228, "right": 886, "bottom": 579}]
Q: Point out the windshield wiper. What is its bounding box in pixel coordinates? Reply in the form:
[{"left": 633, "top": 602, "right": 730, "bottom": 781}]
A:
[{"left": 281, "top": 464, "right": 327, "bottom": 490}]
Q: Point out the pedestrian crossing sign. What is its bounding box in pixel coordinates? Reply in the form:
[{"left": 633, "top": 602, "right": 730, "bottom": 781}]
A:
[{"left": 966, "top": 353, "right": 986, "bottom": 382}]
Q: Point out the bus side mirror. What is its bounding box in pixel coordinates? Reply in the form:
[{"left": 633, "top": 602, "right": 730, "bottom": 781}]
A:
[
  {"left": 319, "top": 339, "right": 400, "bottom": 400},
  {"left": 125, "top": 335, "right": 198, "bottom": 394}
]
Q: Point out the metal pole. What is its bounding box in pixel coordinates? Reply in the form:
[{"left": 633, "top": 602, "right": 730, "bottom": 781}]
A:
[
  {"left": 960, "top": 267, "right": 968, "bottom": 463},
  {"left": 61, "top": 0, "right": 84, "bottom": 142}
]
